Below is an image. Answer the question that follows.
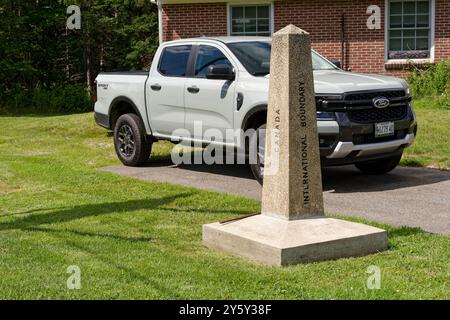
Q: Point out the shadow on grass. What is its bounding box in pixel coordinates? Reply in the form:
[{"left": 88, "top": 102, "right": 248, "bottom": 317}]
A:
[
  {"left": 387, "top": 225, "right": 424, "bottom": 237},
  {"left": 0, "top": 207, "right": 67, "bottom": 217},
  {"left": 386, "top": 226, "right": 425, "bottom": 250},
  {"left": 0, "top": 192, "right": 251, "bottom": 233},
  {"left": 332, "top": 214, "right": 426, "bottom": 239},
  {"left": 24, "top": 226, "right": 156, "bottom": 243},
  {"left": 400, "top": 158, "right": 425, "bottom": 167}
]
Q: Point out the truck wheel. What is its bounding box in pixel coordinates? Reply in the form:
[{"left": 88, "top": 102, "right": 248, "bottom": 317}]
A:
[
  {"left": 250, "top": 124, "right": 266, "bottom": 185},
  {"left": 114, "top": 113, "right": 152, "bottom": 166},
  {"left": 354, "top": 153, "right": 402, "bottom": 175}
]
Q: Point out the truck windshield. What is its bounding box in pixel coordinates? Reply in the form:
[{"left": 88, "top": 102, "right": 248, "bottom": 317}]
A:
[{"left": 226, "top": 41, "right": 338, "bottom": 77}]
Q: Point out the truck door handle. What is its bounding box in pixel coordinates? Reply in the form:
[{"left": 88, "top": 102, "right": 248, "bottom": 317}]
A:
[
  {"left": 187, "top": 86, "right": 200, "bottom": 94},
  {"left": 151, "top": 84, "right": 162, "bottom": 91},
  {"left": 237, "top": 92, "right": 244, "bottom": 111}
]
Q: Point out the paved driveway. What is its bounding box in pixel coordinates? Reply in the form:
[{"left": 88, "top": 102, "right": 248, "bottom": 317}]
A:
[{"left": 100, "top": 162, "right": 450, "bottom": 236}]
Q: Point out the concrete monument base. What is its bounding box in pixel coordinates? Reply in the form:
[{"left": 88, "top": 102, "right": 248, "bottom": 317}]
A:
[{"left": 203, "top": 215, "right": 387, "bottom": 266}]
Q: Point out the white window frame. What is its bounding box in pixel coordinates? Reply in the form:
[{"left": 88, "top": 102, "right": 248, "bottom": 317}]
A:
[
  {"left": 227, "top": 2, "right": 274, "bottom": 36},
  {"left": 385, "top": 0, "right": 435, "bottom": 63}
]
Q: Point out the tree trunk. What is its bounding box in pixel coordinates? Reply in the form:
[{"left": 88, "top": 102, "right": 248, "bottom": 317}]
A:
[{"left": 83, "top": 1, "right": 92, "bottom": 98}]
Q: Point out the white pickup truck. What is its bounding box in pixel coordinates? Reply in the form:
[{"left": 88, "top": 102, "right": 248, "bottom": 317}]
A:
[{"left": 94, "top": 37, "right": 417, "bottom": 183}]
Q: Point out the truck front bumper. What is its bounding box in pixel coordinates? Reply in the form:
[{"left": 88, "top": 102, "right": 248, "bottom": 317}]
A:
[
  {"left": 317, "top": 104, "right": 417, "bottom": 165},
  {"left": 327, "top": 133, "right": 414, "bottom": 159}
]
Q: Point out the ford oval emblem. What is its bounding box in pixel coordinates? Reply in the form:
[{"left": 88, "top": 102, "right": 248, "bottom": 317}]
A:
[{"left": 373, "top": 97, "right": 390, "bottom": 108}]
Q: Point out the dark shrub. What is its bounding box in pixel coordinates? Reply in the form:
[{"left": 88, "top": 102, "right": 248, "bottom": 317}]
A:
[
  {"left": 408, "top": 60, "right": 450, "bottom": 100},
  {"left": 0, "top": 85, "right": 93, "bottom": 114}
]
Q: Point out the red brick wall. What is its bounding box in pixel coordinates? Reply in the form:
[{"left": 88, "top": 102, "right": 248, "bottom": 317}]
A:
[
  {"left": 162, "top": 0, "right": 450, "bottom": 75},
  {"left": 435, "top": 0, "right": 450, "bottom": 61},
  {"left": 162, "top": 3, "right": 227, "bottom": 40},
  {"left": 275, "top": 0, "right": 385, "bottom": 74}
]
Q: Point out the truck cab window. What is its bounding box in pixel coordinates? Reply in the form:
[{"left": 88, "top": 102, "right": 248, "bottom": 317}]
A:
[
  {"left": 158, "top": 45, "right": 192, "bottom": 77},
  {"left": 194, "top": 45, "right": 232, "bottom": 78}
]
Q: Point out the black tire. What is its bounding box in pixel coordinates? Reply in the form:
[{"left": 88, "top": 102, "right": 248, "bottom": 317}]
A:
[
  {"left": 249, "top": 124, "right": 266, "bottom": 185},
  {"left": 354, "top": 153, "right": 402, "bottom": 174},
  {"left": 114, "top": 113, "right": 152, "bottom": 166}
]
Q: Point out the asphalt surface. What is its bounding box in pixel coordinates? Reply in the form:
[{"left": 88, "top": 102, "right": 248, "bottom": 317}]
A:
[{"left": 100, "top": 161, "right": 450, "bottom": 235}]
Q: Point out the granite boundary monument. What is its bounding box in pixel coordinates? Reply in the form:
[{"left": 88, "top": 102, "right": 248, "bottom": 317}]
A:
[{"left": 202, "top": 25, "right": 388, "bottom": 265}]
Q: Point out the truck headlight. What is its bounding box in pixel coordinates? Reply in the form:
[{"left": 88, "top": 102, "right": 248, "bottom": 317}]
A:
[
  {"left": 405, "top": 87, "right": 411, "bottom": 96},
  {"left": 315, "top": 94, "right": 344, "bottom": 110},
  {"left": 316, "top": 111, "right": 336, "bottom": 120}
]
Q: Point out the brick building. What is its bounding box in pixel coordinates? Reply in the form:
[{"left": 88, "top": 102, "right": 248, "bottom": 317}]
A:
[{"left": 152, "top": 0, "right": 450, "bottom": 75}]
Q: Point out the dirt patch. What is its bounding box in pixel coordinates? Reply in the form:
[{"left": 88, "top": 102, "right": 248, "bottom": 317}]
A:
[{"left": 0, "top": 181, "right": 22, "bottom": 194}]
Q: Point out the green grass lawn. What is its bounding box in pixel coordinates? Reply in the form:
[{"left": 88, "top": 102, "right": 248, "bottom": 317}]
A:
[
  {"left": 0, "top": 112, "right": 449, "bottom": 300},
  {"left": 401, "top": 97, "right": 450, "bottom": 170}
]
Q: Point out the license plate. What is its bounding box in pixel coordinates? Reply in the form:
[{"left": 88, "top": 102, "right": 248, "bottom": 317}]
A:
[{"left": 375, "top": 121, "right": 395, "bottom": 138}]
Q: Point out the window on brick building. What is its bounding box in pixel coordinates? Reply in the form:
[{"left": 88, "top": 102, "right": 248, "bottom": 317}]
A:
[
  {"left": 388, "top": 0, "right": 432, "bottom": 59},
  {"left": 229, "top": 4, "right": 272, "bottom": 36}
]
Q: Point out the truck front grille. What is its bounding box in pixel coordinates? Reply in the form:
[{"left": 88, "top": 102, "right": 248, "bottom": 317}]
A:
[
  {"left": 348, "top": 105, "right": 408, "bottom": 124},
  {"left": 345, "top": 90, "right": 406, "bottom": 101},
  {"left": 316, "top": 89, "right": 411, "bottom": 124}
]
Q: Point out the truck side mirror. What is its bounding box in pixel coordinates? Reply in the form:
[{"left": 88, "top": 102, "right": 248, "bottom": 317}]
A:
[
  {"left": 206, "top": 64, "right": 235, "bottom": 81},
  {"left": 330, "top": 60, "right": 341, "bottom": 69}
]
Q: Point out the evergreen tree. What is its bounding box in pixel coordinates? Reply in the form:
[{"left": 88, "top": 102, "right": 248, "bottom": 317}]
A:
[{"left": 0, "top": 0, "right": 159, "bottom": 112}]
